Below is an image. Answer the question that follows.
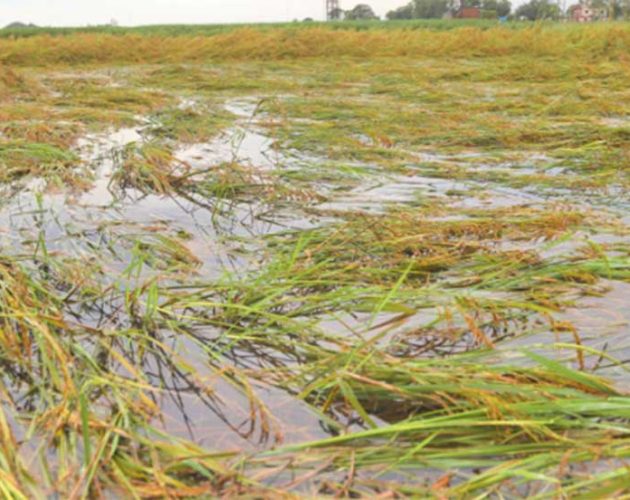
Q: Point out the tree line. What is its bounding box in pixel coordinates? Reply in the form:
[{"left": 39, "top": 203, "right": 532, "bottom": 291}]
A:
[
  {"left": 386, "top": 0, "right": 630, "bottom": 20},
  {"left": 387, "top": 0, "right": 510, "bottom": 19}
]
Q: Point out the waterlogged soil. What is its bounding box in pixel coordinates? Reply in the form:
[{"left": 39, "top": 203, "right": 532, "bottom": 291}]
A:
[
  {"left": 1, "top": 99, "right": 333, "bottom": 449},
  {"left": 4, "top": 93, "right": 629, "bottom": 443},
  {"left": 1, "top": 57, "right": 630, "bottom": 497}
]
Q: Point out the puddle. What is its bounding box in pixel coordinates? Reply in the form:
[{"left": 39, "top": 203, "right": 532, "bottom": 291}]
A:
[
  {"left": 318, "top": 171, "right": 542, "bottom": 214},
  {"left": 0, "top": 99, "right": 338, "bottom": 452},
  {"left": 317, "top": 175, "right": 456, "bottom": 213},
  {"left": 561, "top": 281, "right": 630, "bottom": 384},
  {"left": 149, "top": 338, "right": 330, "bottom": 448},
  {"left": 497, "top": 280, "right": 630, "bottom": 389},
  {"left": 224, "top": 98, "right": 260, "bottom": 119},
  {"left": 0, "top": 91, "right": 629, "bottom": 460},
  {"left": 601, "top": 117, "right": 629, "bottom": 128},
  {"left": 0, "top": 99, "right": 304, "bottom": 273},
  {"left": 176, "top": 129, "right": 279, "bottom": 171}
]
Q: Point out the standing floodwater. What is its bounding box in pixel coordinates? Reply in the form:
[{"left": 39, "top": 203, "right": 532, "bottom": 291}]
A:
[{"left": 0, "top": 24, "right": 629, "bottom": 498}]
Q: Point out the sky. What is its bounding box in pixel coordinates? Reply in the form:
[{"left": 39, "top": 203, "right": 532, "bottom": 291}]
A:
[{"left": 0, "top": 0, "right": 411, "bottom": 27}]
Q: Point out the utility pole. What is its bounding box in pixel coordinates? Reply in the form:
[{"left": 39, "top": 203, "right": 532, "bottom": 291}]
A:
[
  {"left": 326, "top": 0, "right": 341, "bottom": 20},
  {"left": 558, "top": 0, "right": 567, "bottom": 19}
]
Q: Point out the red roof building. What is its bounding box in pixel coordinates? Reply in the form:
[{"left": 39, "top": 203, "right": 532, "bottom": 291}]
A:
[
  {"left": 456, "top": 7, "right": 482, "bottom": 18},
  {"left": 570, "top": 1, "right": 608, "bottom": 21},
  {"left": 572, "top": 4, "right": 593, "bottom": 21}
]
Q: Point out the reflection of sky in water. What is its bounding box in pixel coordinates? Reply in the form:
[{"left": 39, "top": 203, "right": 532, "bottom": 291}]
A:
[{"left": 0, "top": 97, "right": 628, "bottom": 452}]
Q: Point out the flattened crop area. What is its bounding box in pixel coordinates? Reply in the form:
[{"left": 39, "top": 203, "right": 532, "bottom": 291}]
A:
[{"left": 0, "top": 25, "right": 629, "bottom": 498}]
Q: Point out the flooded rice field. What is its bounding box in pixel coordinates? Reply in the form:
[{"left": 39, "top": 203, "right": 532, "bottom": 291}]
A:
[{"left": 0, "top": 37, "right": 629, "bottom": 497}]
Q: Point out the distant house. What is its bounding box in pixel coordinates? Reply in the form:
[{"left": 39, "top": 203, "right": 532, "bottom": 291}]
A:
[
  {"left": 456, "top": 6, "right": 482, "bottom": 18},
  {"left": 570, "top": 0, "right": 608, "bottom": 21},
  {"left": 570, "top": 4, "right": 590, "bottom": 21}
]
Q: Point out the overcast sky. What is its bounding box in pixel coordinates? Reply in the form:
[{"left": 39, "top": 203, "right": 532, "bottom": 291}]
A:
[{"left": 0, "top": 0, "right": 414, "bottom": 27}]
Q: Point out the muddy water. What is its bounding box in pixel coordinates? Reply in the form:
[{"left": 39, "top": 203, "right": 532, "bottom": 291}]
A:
[
  {"left": 1, "top": 102, "right": 295, "bottom": 276},
  {"left": 0, "top": 100, "right": 336, "bottom": 449},
  {"left": 500, "top": 280, "right": 630, "bottom": 388},
  {"left": 1, "top": 95, "right": 629, "bottom": 452}
]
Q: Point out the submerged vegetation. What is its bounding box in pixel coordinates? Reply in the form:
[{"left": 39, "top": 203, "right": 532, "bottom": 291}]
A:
[{"left": 0, "top": 23, "right": 628, "bottom": 497}]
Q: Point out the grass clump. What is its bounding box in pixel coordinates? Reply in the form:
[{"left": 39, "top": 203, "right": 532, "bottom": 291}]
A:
[
  {"left": 149, "top": 105, "right": 233, "bottom": 143},
  {"left": 0, "top": 141, "right": 79, "bottom": 185},
  {"left": 261, "top": 347, "right": 630, "bottom": 497},
  {"left": 0, "top": 65, "right": 29, "bottom": 99}
]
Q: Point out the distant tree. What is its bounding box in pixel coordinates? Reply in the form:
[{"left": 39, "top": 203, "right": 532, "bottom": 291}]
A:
[
  {"left": 608, "top": 0, "right": 622, "bottom": 17},
  {"left": 387, "top": 3, "right": 415, "bottom": 19},
  {"left": 329, "top": 7, "right": 345, "bottom": 19},
  {"left": 496, "top": 0, "right": 512, "bottom": 16},
  {"left": 387, "top": 0, "right": 510, "bottom": 19},
  {"left": 593, "top": 0, "right": 630, "bottom": 18},
  {"left": 481, "top": 0, "right": 512, "bottom": 16},
  {"left": 4, "top": 21, "right": 38, "bottom": 29},
  {"left": 515, "top": 0, "right": 561, "bottom": 18},
  {"left": 345, "top": 4, "right": 380, "bottom": 20},
  {"left": 412, "top": 0, "right": 451, "bottom": 18},
  {"left": 303, "top": 17, "right": 315, "bottom": 22}
]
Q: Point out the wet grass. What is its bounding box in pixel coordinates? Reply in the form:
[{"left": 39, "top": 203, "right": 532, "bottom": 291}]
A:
[
  {"left": 0, "top": 19, "right": 517, "bottom": 40},
  {"left": 0, "top": 24, "right": 628, "bottom": 66},
  {"left": 0, "top": 23, "right": 628, "bottom": 498}
]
